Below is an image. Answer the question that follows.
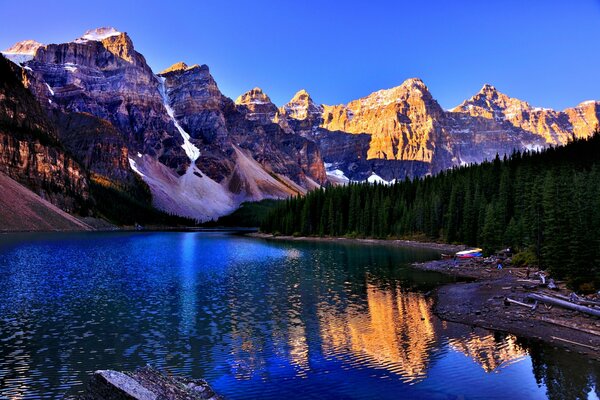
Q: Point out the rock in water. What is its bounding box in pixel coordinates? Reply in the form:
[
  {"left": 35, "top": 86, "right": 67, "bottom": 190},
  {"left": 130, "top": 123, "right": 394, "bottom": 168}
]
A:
[{"left": 77, "top": 366, "right": 222, "bottom": 400}]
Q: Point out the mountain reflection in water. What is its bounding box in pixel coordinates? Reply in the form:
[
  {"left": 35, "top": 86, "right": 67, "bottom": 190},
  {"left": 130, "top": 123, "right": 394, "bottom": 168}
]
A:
[{"left": 0, "top": 232, "right": 597, "bottom": 399}]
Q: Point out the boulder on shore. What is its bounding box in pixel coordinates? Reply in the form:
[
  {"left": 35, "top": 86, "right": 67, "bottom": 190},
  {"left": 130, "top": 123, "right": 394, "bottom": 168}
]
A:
[{"left": 75, "top": 366, "right": 222, "bottom": 400}]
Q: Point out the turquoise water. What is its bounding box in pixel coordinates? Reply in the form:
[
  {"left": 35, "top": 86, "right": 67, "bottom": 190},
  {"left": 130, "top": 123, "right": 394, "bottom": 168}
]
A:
[{"left": 0, "top": 231, "right": 597, "bottom": 399}]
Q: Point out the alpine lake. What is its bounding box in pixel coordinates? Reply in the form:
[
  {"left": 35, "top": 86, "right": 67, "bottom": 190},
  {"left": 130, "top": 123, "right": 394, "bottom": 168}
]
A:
[{"left": 0, "top": 231, "right": 598, "bottom": 399}]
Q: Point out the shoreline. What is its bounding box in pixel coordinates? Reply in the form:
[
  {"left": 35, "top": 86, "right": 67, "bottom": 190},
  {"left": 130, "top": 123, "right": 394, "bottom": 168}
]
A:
[
  {"left": 247, "top": 232, "right": 467, "bottom": 253},
  {"left": 251, "top": 233, "right": 599, "bottom": 360},
  {"left": 413, "top": 259, "right": 600, "bottom": 360}
]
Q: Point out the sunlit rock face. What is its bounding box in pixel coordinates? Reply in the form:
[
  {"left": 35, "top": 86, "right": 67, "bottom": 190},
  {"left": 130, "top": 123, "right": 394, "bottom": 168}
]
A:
[
  {"left": 6, "top": 29, "right": 327, "bottom": 220},
  {"left": 565, "top": 101, "right": 600, "bottom": 139},
  {"left": 235, "top": 87, "right": 279, "bottom": 124},
  {"left": 452, "top": 84, "right": 575, "bottom": 145},
  {"left": 1, "top": 39, "right": 44, "bottom": 64},
  {"left": 275, "top": 79, "right": 453, "bottom": 180},
  {"left": 24, "top": 29, "right": 189, "bottom": 175},
  {"left": 321, "top": 78, "right": 445, "bottom": 163},
  {"left": 5, "top": 26, "right": 599, "bottom": 219},
  {"left": 278, "top": 81, "right": 599, "bottom": 181},
  {"left": 159, "top": 62, "right": 327, "bottom": 191},
  {"left": 0, "top": 55, "right": 89, "bottom": 213}
]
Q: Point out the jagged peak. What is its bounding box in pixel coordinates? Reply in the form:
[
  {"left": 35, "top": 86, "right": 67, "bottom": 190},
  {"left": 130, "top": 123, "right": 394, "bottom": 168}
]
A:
[
  {"left": 367, "top": 78, "right": 430, "bottom": 98},
  {"left": 291, "top": 89, "right": 313, "bottom": 103},
  {"left": 400, "top": 77, "right": 428, "bottom": 90},
  {"left": 3, "top": 39, "right": 44, "bottom": 55},
  {"left": 235, "top": 87, "right": 273, "bottom": 105},
  {"left": 282, "top": 89, "right": 322, "bottom": 120},
  {"left": 160, "top": 62, "right": 188, "bottom": 74},
  {"left": 476, "top": 83, "right": 503, "bottom": 99},
  {"left": 158, "top": 62, "right": 206, "bottom": 76},
  {"left": 451, "top": 84, "right": 534, "bottom": 116},
  {"left": 576, "top": 100, "right": 599, "bottom": 107},
  {"left": 351, "top": 78, "right": 433, "bottom": 110},
  {"left": 76, "top": 27, "right": 122, "bottom": 43}
]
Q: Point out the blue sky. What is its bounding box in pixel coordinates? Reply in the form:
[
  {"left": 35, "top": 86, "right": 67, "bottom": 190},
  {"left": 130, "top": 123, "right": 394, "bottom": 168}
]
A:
[{"left": 1, "top": 0, "right": 599, "bottom": 109}]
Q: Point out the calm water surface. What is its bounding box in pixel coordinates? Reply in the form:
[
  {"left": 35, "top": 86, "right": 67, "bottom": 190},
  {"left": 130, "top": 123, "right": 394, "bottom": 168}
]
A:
[{"left": 0, "top": 232, "right": 598, "bottom": 399}]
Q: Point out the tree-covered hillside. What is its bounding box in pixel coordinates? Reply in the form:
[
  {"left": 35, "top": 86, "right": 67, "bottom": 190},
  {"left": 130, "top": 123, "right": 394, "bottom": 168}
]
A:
[{"left": 261, "top": 133, "right": 600, "bottom": 289}]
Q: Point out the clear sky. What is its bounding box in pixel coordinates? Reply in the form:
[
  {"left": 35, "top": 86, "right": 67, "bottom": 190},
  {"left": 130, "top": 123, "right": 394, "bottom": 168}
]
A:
[{"left": 1, "top": 0, "right": 599, "bottom": 110}]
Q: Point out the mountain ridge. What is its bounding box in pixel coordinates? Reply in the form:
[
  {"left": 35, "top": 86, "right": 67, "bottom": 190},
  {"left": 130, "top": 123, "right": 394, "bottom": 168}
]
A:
[{"left": 2, "top": 27, "right": 599, "bottom": 222}]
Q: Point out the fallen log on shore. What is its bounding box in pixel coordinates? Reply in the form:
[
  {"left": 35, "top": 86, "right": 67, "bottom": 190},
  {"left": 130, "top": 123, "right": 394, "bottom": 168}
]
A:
[
  {"left": 550, "top": 336, "right": 600, "bottom": 351},
  {"left": 526, "top": 293, "right": 600, "bottom": 318},
  {"left": 504, "top": 297, "right": 537, "bottom": 310},
  {"left": 547, "top": 292, "right": 600, "bottom": 308}
]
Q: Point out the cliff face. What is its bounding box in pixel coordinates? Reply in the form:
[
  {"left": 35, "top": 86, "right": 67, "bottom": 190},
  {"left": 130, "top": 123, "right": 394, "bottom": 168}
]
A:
[
  {"left": 452, "top": 84, "right": 574, "bottom": 145},
  {"left": 274, "top": 81, "right": 599, "bottom": 182},
  {"left": 51, "top": 111, "right": 138, "bottom": 188},
  {"left": 321, "top": 78, "right": 445, "bottom": 163},
  {"left": 235, "top": 87, "right": 279, "bottom": 125},
  {"left": 159, "top": 63, "right": 327, "bottom": 197},
  {"left": 7, "top": 29, "right": 327, "bottom": 221},
  {"left": 3, "top": 27, "right": 599, "bottom": 221},
  {"left": 26, "top": 29, "right": 189, "bottom": 174},
  {"left": 0, "top": 55, "right": 89, "bottom": 213}
]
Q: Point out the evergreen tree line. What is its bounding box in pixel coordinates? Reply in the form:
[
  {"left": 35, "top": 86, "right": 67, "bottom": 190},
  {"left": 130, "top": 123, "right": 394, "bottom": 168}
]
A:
[{"left": 261, "top": 133, "right": 600, "bottom": 289}]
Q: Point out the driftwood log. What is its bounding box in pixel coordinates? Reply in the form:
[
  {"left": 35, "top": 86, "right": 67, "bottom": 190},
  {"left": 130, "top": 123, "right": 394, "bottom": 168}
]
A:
[
  {"left": 549, "top": 292, "right": 600, "bottom": 308},
  {"left": 526, "top": 293, "right": 600, "bottom": 318},
  {"left": 504, "top": 297, "right": 537, "bottom": 310}
]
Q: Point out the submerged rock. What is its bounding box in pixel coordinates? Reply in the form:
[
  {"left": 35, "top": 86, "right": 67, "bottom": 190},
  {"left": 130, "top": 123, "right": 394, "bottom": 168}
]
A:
[{"left": 76, "top": 366, "right": 222, "bottom": 400}]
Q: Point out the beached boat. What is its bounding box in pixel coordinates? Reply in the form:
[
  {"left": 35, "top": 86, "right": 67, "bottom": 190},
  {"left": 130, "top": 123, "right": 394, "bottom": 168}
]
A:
[{"left": 456, "top": 248, "right": 483, "bottom": 258}]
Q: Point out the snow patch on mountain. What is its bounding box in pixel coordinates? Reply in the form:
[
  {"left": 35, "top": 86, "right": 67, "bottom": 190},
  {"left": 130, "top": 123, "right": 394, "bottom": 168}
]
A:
[
  {"left": 63, "top": 63, "right": 77, "bottom": 72},
  {"left": 367, "top": 173, "right": 395, "bottom": 185},
  {"left": 157, "top": 77, "right": 200, "bottom": 162},
  {"left": 324, "top": 163, "right": 350, "bottom": 184},
  {"left": 2, "top": 40, "right": 43, "bottom": 64},
  {"left": 75, "top": 27, "right": 121, "bottom": 43},
  {"left": 2, "top": 53, "right": 34, "bottom": 64},
  {"left": 45, "top": 83, "right": 54, "bottom": 96}
]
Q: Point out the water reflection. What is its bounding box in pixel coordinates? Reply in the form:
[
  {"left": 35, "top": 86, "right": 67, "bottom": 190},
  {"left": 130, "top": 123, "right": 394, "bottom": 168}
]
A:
[
  {"left": 318, "top": 281, "right": 437, "bottom": 382},
  {"left": 448, "top": 333, "right": 527, "bottom": 373},
  {"left": 179, "top": 233, "right": 197, "bottom": 335},
  {"left": 0, "top": 232, "right": 597, "bottom": 400}
]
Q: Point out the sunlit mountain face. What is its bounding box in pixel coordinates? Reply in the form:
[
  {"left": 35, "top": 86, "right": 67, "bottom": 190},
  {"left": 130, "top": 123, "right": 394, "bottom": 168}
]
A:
[{"left": 2, "top": 27, "right": 599, "bottom": 221}]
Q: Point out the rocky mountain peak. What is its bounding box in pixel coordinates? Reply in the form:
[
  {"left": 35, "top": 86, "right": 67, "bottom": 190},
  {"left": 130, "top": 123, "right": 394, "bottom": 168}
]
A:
[
  {"left": 576, "top": 100, "right": 599, "bottom": 108},
  {"left": 2, "top": 40, "right": 44, "bottom": 64},
  {"left": 479, "top": 83, "right": 497, "bottom": 93},
  {"left": 235, "top": 87, "right": 278, "bottom": 124},
  {"left": 235, "top": 87, "right": 273, "bottom": 105},
  {"left": 452, "top": 84, "right": 530, "bottom": 118},
  {"left": 291, "top": 89, "right": 311, "bottom": 102},
  {"left": 400, "top": 77, "right": 428, "bottom": 91},
  {"left": 159, "top": 62, "right": 189, "bottom": 75},
  {"left": 346, "top": 78, "right": 438, "bottom": 116},
  {"left": 158, "top": 62, "right": 207, "bottom": 77},
  {"left": 3, "top": 39, "right": 44, "bottom": 55},
  {"left": 282, "top": 89, "right": 322, "bottom": 120},
  {"left": 75, "top": 27, "right": 122, "bottom": 43}
]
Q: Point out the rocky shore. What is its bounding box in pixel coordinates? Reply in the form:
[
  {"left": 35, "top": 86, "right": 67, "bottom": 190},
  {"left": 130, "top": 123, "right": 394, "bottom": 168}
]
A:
[{"left": 413, "top": 258, "right": 600, "bottom": 360}]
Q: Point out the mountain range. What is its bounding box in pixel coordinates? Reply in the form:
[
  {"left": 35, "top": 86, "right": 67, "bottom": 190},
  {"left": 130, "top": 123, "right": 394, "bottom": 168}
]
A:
[{"left": 1, "top": 27, "right": 598, "bottom": 223}]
